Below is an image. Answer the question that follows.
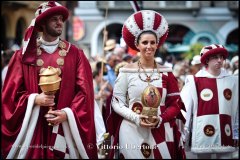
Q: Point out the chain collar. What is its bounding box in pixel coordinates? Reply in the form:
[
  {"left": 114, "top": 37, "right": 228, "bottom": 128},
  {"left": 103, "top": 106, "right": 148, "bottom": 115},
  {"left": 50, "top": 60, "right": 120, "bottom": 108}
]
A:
[
  {"left": 36, "top": 38, "right": 68, "bottom": 75},
  {"left": 138, "top": 60, "right": 161, "bottom": 83}
]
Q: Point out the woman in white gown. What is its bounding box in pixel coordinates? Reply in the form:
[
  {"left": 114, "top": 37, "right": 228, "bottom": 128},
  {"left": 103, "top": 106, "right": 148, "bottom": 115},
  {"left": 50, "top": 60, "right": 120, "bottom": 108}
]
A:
[{"left": 107, "top": 10, "right": 186, "bottom": 159}]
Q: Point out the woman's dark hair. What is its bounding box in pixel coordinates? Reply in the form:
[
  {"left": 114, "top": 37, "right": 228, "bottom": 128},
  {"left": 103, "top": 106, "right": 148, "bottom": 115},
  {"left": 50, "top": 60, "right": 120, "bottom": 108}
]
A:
[
  {"left": 136, "top": 30, "right": 157, "bottom": 44},
  {"left": 92, "top": 70, "right": 99, "bottom": 78},
  {"left": 96, "top": 61, "right": 106, "bottom": 72}
]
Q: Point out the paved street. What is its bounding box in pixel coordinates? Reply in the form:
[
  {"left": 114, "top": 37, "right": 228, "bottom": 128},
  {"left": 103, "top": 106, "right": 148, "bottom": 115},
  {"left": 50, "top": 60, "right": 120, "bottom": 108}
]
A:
[
  {"left": 186, "top": 151, "right": 197, "bottom": 159},
  {"left": 185, "top": 150, "right": 239, "bottom": 159}
]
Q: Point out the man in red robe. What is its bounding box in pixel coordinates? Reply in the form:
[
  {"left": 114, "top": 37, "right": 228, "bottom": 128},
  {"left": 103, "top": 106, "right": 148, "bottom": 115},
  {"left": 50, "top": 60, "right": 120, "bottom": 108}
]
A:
[{"left": 1, "top": 1, "right": 102, "bottom": 159}]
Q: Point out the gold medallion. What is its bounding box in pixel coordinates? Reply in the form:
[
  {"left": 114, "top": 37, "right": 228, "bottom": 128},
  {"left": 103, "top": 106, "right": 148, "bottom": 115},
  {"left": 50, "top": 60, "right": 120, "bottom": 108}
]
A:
[
  {"left": 132, "top": 102, "right": 143, "bottom": 114},
  {"left": 59, "top": 41, "right": 66, "bottom": 49},
  {"left": 200, "top": 88, "right": 213, "bottom": 101},
  {"left": 36, "top": 39, "right": 65, "bottom": 76},
  {"left": 223, "top": 88, "right": 232, "bottom": 100},
  {"left": 141, "top": 143, "right": 151, "bottom": 158},
  {"left": 203, "top": 125, "right": 215, "bottom": 136},
  {"left": 36, "top": 58, "right": 44, "bottom": 67},
  {"left": 56, "top": 58, "right": 64, "bottom": 66},
  {"left": 59, "top": 49, "right": 67, "bottom": 57}
]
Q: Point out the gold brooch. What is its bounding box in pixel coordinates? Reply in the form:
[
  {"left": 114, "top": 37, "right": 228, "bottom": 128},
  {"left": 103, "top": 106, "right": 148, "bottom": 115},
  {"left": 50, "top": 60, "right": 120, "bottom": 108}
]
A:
[
  {"left": 36, "top": 39, "right": 67, "bottom": 74},
  {"left": 132, "top": 102, "right": 143, "bottom": 114},
  {"left": 56, "top": 58, "right": 64, "bottom": 66},
  {"left": 223, "top": 88, "right": 232, "bottom": 100},
  {"left": 204, "top": 125, "right": 215, "bottom": 136},
  {"left": 36, "top": 59, "right": 44, "bottom": 67},
  {"left": 59, "top": 49, "right": 67, "bottom": 57},
  {"left": 200, "top": 88, "right": 213, "bottom": 101},
  {"left": 59, "top": 41, "right": 66, "bottom": 49},
  {"left": 140, "top": 143, "right": 151, "bottom": 158}
]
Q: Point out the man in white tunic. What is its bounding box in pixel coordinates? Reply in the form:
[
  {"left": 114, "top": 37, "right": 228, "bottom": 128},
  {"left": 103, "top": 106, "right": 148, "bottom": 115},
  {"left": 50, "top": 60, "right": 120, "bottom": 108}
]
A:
[{"left": 181, "top": 44, "right": 239, "bottom": 159}]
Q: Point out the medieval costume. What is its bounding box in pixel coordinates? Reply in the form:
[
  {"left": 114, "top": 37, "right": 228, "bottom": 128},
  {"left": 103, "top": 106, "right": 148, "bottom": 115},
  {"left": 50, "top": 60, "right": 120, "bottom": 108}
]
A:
[
  {"left": 1, "top": 1, "right": 105, "bottom": 159},
  {"left": 108, "top": 68, "right": 186, "bottom": 159},
  {"left": 107, "top": 10, "right": 186, "bottom": 159},
  {"left": 181, "top": 44, "right": 239, "bottom": 158}
]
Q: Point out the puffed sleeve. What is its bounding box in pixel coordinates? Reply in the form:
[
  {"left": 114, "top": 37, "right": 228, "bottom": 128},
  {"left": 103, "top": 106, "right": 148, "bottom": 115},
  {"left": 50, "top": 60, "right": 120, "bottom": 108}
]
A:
[
  {"left": 160, "top": 72, "right": 181, "bottom": 123},
  {"left": 111, "top": 71, "right": 140, "bottom": 126}
]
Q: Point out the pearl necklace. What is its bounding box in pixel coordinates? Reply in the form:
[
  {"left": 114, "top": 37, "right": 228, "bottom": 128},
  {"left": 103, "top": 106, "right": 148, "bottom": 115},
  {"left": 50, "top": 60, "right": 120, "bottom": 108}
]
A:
[{"left": 138, "top": 60, "right": 161, "bottom": 83}]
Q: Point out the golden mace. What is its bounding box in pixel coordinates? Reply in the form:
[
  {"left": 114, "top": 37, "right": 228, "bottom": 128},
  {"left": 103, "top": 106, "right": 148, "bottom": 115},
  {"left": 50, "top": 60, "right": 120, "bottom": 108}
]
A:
[{"left": 38, "top": 66, "right": 61, "bottom": 125}]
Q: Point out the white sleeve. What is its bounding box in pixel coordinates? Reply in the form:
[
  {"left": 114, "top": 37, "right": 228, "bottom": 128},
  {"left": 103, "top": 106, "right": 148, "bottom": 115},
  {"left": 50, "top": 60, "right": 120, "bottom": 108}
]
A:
[
  {"left": 111, "top": 71, "right": 140, "bottom": 126},
  {"left": 180, "top": 75, "right": 194, "bottom": 146},
  {"left": 7, "top": 94, "right": 40, "bottom": 159},
  {"left": 232, "top": 76, "right": 239, "bottom": 139},
  {"left": 94, "top": 100, "right": 106, "bottom": 145},
  {"left": 233, "top": 107, "right": 239, "bottom": 139},
  {"left": 181, "top": 76, "right": 194, "bottom": 131}
]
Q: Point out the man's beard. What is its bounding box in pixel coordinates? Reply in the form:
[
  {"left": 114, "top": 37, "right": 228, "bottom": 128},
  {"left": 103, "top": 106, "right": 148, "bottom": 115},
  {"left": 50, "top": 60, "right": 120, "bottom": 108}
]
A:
[{"left": 45, "top": 25, "right": 62, "bottom": 37}]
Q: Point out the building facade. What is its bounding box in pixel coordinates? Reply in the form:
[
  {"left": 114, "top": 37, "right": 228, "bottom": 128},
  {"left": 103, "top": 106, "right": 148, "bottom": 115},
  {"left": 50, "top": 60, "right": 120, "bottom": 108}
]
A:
[
  {"left": 1, "top": 1, "right": 77, "bottom": 50},
  {"left": 72, "top": 1, "right": 238, "bottom": 59},
  {"left": 1, "top": 1, "right": 238, "bottom": 59}
]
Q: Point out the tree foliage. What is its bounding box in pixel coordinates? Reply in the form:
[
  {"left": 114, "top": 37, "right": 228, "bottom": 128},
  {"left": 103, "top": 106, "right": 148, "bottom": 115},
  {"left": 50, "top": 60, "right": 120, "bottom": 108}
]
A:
[{"left": 183, "top": 43, "right": 204, "bottom": 60}]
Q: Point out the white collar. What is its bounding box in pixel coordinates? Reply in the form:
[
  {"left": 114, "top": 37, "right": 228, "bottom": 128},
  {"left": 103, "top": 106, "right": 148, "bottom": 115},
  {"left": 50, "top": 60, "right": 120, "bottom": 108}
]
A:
[
  {"left": 39, "top": 37, "right": 60, "bottom": 46},
  {"left": 195, "top": 68, "right": 230, "bottom": 78}
]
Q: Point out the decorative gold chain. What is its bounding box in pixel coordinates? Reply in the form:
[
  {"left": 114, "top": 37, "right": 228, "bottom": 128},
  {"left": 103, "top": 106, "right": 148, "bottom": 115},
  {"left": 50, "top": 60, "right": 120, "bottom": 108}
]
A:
[
  {"left": 138, "top": 60, "right": 161, "bottom": 83},
  {"left": 36, "top": 38, "right": 67, "bottom": 75}
]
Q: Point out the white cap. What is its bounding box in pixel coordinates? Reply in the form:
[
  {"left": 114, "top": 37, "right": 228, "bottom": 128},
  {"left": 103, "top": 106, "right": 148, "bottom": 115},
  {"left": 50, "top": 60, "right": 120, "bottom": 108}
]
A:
[
  {"left": 231, "top": 56, "right": 238, "bottom": 65},
  {"left": 191, "top": 55, "right": 201, "bottom": 65},
  {"left": 155, "top": 57, "right": 163, "bottom": 64}
]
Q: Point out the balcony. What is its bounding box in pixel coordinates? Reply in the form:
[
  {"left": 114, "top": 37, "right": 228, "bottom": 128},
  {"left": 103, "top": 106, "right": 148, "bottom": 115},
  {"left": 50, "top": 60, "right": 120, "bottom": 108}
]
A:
[
  {"left": 228, "top": 1, "right": 239, "bottom": 10},
  {"left": 97, "top": 1, "right": 132, "bottom": 10},
  {"left": 97, "top": 1, "right": 201, "bottom": 11}
]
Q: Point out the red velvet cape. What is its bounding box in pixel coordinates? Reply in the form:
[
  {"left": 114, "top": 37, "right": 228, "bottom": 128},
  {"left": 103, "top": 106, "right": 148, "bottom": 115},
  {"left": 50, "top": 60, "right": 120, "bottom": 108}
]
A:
[{"left": 1, "top": 42, "right": 98, "bottom": 159}]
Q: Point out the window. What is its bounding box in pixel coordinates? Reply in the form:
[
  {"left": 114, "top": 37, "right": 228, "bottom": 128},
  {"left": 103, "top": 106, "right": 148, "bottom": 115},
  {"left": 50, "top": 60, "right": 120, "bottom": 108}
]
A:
[
  {"left": 197, "top": 37, "right": 211, "bottom": 45},
  {"left": 165, "top": 1, "right": 187, "bottom": 7}
]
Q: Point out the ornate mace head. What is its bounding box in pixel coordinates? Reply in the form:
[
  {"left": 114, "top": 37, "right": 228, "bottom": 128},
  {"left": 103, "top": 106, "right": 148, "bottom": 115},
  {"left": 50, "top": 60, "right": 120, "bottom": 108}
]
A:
[{"left": 38, "top": 66, "right": 61, "bottom": 95}]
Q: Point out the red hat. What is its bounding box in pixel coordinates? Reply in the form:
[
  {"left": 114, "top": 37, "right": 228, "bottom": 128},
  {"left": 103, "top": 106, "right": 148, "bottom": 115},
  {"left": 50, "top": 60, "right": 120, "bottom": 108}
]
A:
[
  {"left": 122, "top": 10, "right": 168, "bottom": 51},
  {"left": 22, "top": 1, "right": 69, "bottom": 64},
  {"left": 200, "top": 44, "right": 228, "bottom": 65},
  {"left": 35, "top": 1, "right": 69, "bottom": 31}
]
